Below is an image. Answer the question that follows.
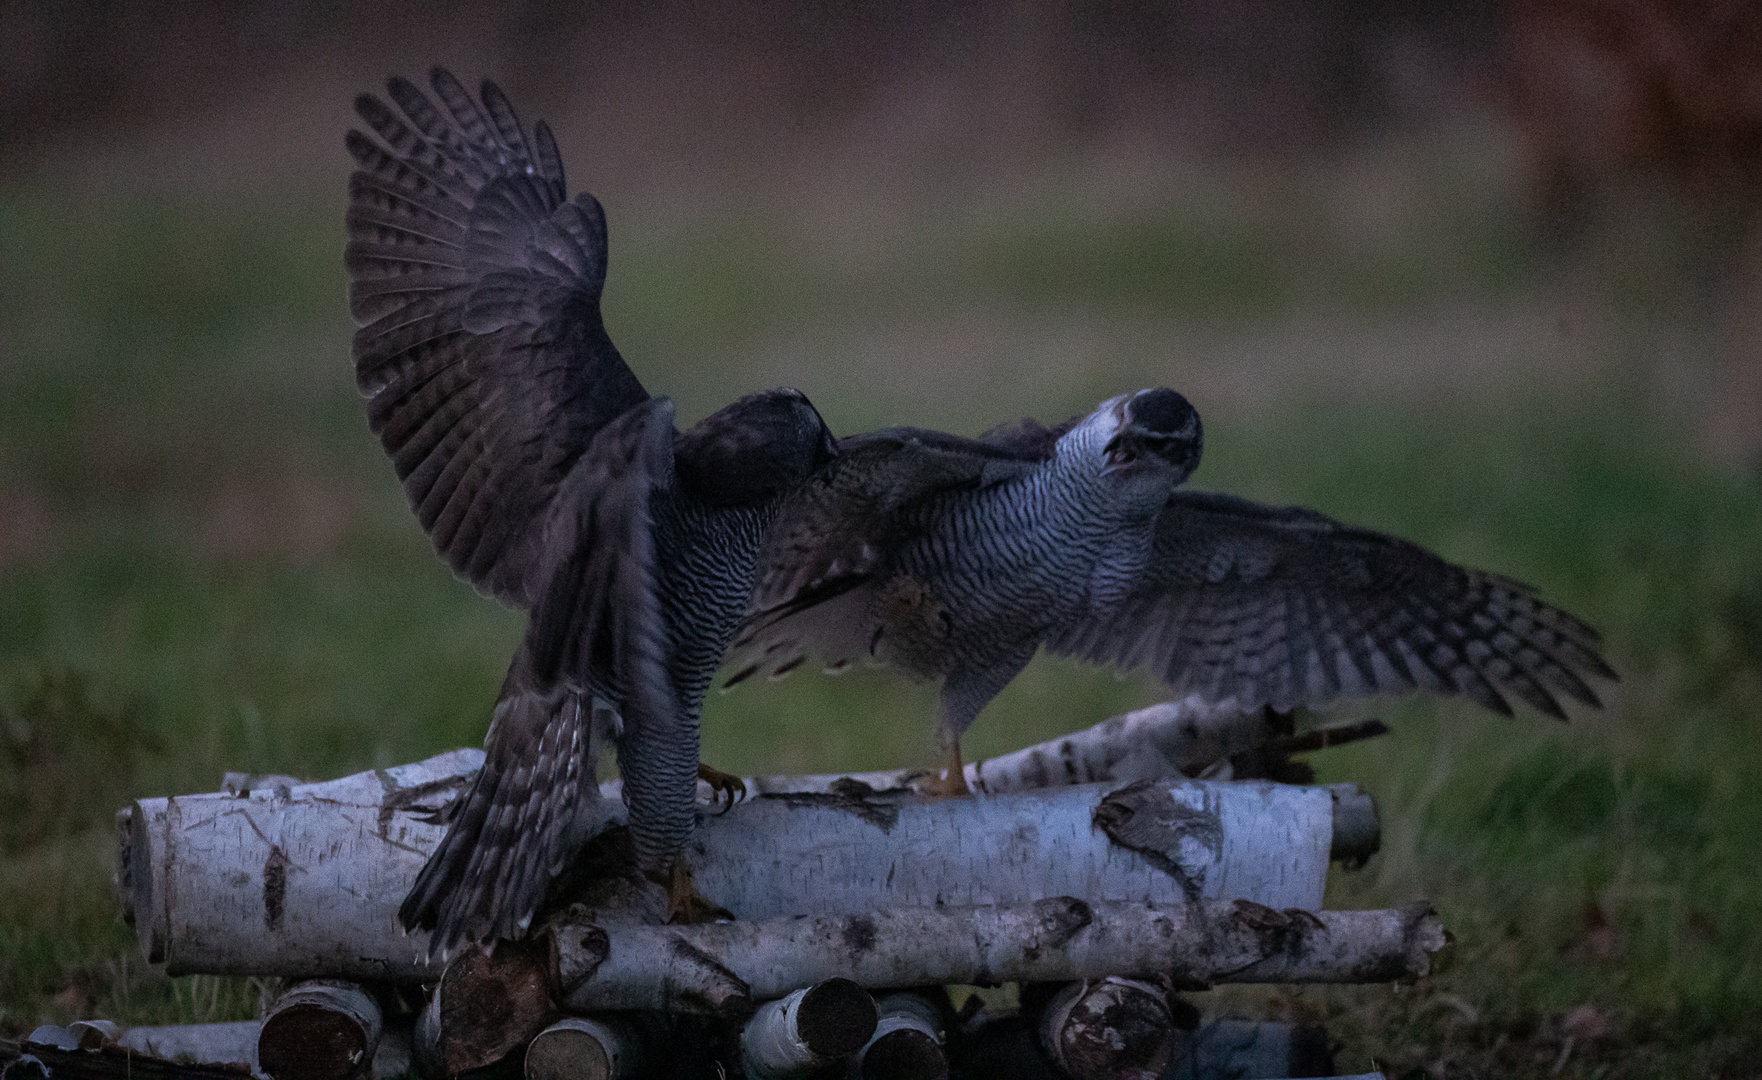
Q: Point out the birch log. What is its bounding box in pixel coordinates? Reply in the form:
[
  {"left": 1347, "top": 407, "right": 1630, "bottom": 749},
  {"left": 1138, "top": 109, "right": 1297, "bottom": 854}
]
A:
[
  {"left": 7, "top": 1024, "right": 413, "bottom": 1080},
  {"left": 1176, "top": 1018, "right": 1337, "bottom": 1079},
  {"left": 739, "top": 979, "right": 877, "bottom": 1079},
  {"left": 1034, "top": 978, "right": 1176, "bottom": 1080},
  {"left": 121, "top": 754, "right": 1357, "bottom": 978},
  {"left": 114, "top": 1022, "right": 260, "bottom": 1066},
  {"left": 604, "top": 696, "right": 1383, "bottom": 804},
  {"left": 856, "top": 992, "right": 948, "bottom": 1080},
  {"left": 558, "top": 899, "right": 1447, "bottom": 1017},
  {"left": 256, "top": 980, "right": 382, "bottom": 1080},
  {"left": 524, "top": 1017, "right": 645, "bottom": 1080}
]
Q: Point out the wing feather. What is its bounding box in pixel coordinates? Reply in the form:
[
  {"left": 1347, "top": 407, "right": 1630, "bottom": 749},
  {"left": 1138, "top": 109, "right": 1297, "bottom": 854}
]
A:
[
  {"left": 400, "top": 400, "right": 676, "bottom": 952},
  {"left": 1051, "top": 490, "right": 1614, "bottom": 717},
  {"left": 348, "top": 67, "right": 650, "bottom": 607}
]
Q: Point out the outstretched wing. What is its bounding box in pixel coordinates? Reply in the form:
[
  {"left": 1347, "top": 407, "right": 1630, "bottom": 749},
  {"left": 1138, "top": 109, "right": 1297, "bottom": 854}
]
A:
[
  {"left": 400, "top": 399, "right": 679, "bottom": 953},
  {"left": 727, "top": 425, "right": 1050, "bottom": 683},
  {"left": 347, "top": 67, "right": 650, "bottom": 607},
  {"left": 1051, "top": 490, "right": 1616, "bottom": 717}
]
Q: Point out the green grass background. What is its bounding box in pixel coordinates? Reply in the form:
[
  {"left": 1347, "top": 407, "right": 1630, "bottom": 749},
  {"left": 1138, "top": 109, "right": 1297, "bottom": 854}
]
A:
[{"left": 2, "top": 134, "right": 1759, "bottom": 1076}]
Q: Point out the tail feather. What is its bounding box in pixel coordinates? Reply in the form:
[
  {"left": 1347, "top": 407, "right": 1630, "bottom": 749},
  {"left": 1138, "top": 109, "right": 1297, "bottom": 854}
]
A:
[{"left": 399, "top": 684, "right": 602, "bottom": 957}]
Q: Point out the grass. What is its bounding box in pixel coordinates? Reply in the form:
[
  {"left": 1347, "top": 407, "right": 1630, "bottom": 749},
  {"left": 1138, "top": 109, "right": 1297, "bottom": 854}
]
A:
[{"left": 2, "top": 145, "right": 1759, "bottom": 1076}]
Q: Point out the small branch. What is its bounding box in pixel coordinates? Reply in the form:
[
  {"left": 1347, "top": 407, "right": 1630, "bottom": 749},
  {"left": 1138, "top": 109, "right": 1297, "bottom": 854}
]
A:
[
  {"left": 557, "top": 899, "right": 1447, "bottom": 1018},
  {"left": 620, "top": 696, "right": 1383, "bottom": 807}
]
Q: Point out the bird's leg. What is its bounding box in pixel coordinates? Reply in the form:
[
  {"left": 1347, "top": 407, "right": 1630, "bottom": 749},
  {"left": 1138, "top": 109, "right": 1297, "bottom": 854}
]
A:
[
  {"left": 697, "top": 762, "right": 747, "bottom": 813},
  {"left": 918, "top": 735, "right": 969, "bottom": 799},
  {"left": 651, "top": 856, "right": 733, "bottom": 925},
  {"left": 918, "top": 650, "right": 1034, "bottom": 799}
]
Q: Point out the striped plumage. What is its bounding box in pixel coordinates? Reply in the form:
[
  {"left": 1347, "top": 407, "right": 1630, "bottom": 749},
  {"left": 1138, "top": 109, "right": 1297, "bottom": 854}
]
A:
[
  {"left": 733, "top": 389, "right": 1615, "bottom": 791},
  {"left": 345, "top": 68, "right": 835, "bottom": 953}
]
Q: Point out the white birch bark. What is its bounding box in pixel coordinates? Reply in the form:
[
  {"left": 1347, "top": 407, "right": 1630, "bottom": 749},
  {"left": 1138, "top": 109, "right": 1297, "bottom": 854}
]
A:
[
  {"left": 122, "top": 754, "right": 1347, "bottom": 979},
  {"left": 746, "top": 696, "right": 1272, "bottom": 797},
  {"left": 557, "top": 900, "right": 1447, "bottom": 1016},
  {"left": 121, "top": 748, "right": 481, "bottom": 977},
  {"left": 113, "top": 1021, "right": 261, "bottom": 1065},
  {"left": 604, "top": 695, "right": 1342, "bottom": 804}
]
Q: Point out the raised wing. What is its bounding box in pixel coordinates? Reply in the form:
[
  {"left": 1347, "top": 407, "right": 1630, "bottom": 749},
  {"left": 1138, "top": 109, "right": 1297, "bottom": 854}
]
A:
[
  {"left": 726, "top": 425, "right": 1050, "bottom": 684},
  {"left": 1051, "top": 491, "right": 1616, "bottom": 717},
  {"left": 347, "top": 67, "right": 650, "bottom": 606},
  {"left": 400, "top": 399, "right": 679, "bottom": 952}
]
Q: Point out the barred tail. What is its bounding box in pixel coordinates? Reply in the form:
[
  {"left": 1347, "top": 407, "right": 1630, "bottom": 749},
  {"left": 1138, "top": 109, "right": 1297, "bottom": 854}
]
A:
[{"left": 399, "top": 681, "right": 604, "bottom": 957}]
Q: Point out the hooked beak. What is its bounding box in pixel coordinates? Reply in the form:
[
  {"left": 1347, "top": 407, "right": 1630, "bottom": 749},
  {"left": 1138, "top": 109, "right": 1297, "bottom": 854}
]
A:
[{"left": 1101, "top": 430, "right": 1140, "bottom": 475}]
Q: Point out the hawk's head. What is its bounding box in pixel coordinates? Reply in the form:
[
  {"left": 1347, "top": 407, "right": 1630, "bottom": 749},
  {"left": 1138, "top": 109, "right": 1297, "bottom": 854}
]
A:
[{"left": 1101, "top": 387, "right": 1203, "bottom": 485}]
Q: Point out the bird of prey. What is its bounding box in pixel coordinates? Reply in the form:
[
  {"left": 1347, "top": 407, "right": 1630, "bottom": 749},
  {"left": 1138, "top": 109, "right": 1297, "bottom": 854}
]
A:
[
  {"left": 731, "top": 388, "right": 1615, "bottom": 794},
  {"left": 345, "top": 68, "right": 837, "bottom": 951}
]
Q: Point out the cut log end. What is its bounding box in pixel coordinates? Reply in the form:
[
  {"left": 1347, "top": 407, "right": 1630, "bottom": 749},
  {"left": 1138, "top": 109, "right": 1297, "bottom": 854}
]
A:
[
  {"left": 741, "top": 979, "right": 878, "bottom": 1078},
  {"left": 523, "top": 1017, "right": 636, "bottom": 1080},
  {"left": 862, "top": 1027, "right": 947, "bottom": 1080},
  {"left": 1037, "top": 979, "right": 1177, "bottom": 1080},
  {"left": 1328, "top": 783, "right": 1381, "bottom": 868},
  {"left": 428, "top": 939, "right": 559, "bottom": 1075},
  {"left": 797, "top": 978, "right": 879, "bottom": 1059},
  {"left": 257, "top": 981, "right": 381, "bottom": 1080},
  {"left": 860, "top": 992, "right": 949, "bottom": 1080}
]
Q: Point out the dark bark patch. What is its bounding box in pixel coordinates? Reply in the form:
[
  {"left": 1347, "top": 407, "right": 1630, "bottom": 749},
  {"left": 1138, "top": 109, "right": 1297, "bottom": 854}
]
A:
[
  {"left": 1024, "top": 897, "right": 1092, "bottom": 960},
  {"left": 763, "top": 779, "right": 902, "bottom": 833},
  {"left": 262, "top": 845, "right": 288, "bottom": 932},
  {"left": 842, "top": 914, "right": 878, "bottom": 957},
  {"left": 1093, "top": 780, "right": 1223, "bottom": 902}
]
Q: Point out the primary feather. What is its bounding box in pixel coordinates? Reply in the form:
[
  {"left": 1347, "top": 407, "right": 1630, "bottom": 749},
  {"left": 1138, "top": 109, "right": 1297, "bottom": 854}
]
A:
[{"left": 348, "top": 68, "right": 836, "bottom": 954}]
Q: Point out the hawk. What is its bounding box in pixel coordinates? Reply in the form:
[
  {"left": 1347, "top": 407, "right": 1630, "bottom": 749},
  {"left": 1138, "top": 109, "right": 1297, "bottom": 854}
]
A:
[
  {"left": 346, "top": 68, "right": 836, "bottom": 951},
  {"left": 733, "top": 389, "right": 1615, "bottom": 794}
]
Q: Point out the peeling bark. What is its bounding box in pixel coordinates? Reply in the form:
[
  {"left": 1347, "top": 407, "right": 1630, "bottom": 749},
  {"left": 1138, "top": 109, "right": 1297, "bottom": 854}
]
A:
[{"left": 557, "top": 899, "right": 1447, "bottom": 1017}]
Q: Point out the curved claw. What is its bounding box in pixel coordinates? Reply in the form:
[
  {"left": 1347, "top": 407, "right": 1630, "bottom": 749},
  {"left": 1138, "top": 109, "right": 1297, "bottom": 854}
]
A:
[{"left": 698, "top": 762, "right": 748, "bottom": 814}]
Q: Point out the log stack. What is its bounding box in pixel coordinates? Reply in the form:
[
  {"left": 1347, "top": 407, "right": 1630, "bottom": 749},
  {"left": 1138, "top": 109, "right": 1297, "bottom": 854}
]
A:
[{"left": 95, "top": 698, "right": 1430, "bottom": 1079}]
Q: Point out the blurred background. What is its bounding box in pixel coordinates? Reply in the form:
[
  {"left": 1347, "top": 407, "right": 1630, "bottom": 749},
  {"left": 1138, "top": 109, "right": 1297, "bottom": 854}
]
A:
[{"left": 2, "top": 1, "right": 1759, "bottom": 1074}]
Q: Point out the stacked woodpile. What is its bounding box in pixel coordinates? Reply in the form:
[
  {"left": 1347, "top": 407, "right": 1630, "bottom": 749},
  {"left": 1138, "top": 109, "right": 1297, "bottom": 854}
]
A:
[{"left": 11, "top": 698, "right": 1435, "bottom": 1079}]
